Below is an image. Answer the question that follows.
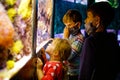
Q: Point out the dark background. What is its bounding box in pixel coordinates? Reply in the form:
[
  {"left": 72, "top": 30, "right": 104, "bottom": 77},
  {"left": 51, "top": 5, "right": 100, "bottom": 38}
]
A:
[{"left": 53, "top": 0, "right": 120, "bottom": 35}]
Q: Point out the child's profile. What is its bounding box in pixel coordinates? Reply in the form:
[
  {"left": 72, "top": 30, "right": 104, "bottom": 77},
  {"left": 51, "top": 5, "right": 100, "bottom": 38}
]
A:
[{"left": 36, "top": 38, "right": 71, "bottom": 80}]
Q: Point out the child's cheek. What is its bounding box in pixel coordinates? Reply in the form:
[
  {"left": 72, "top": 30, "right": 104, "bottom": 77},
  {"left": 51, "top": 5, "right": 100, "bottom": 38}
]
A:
[
  {"left": 46, "top": 45, "right": 54, "bottom": 55},
  {"left": 45, "top": 46, "right": 51, "bottom": 53}
]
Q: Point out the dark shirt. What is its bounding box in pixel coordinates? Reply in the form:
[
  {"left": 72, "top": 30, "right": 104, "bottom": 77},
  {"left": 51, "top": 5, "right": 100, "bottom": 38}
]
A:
[{"left": 79, "top": 31, "right": 119, "bottom": 80}]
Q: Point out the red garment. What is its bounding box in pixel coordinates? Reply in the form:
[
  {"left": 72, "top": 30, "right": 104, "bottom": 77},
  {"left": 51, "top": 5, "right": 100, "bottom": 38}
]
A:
[{"left": 42, "top": 61, "right": 63, "bottom": 80}]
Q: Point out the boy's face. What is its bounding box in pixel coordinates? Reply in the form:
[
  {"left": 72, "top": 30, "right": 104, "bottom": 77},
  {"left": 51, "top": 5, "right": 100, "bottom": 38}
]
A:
[
  {"left": 84, "top": 11, "right": 99, "bottom": 28},
  {"left": 84, "top": 11, "right": 99, "bottom": 35},
  {"left": 64, "top": 21, "right": 77, "bottom": 29},
  {"left": 85, "top": 11, "right": 94, "bottom": 25},
  {"left": 64, "top": 21, "right": 80, "bottom": 35}
]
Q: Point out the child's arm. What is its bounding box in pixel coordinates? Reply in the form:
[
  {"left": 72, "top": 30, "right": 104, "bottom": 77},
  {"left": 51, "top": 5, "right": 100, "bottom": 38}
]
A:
[
  {"left": 40, "top": 48, "right": 48, "bottom": 64},
  {"left": 37, "top": 58, "right": 44, "bottom": 80},
  {"left": 63, "top": 27, "right": 70, "bottom": 39}
]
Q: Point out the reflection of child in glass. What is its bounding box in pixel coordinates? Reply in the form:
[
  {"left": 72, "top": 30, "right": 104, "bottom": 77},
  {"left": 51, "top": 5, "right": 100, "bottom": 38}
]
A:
[
  {"left": 37, "top": 38, "right": 71, "bottom": 80},
  {"left": 63, "top": 9, "right": 84, "bottom": 80}
]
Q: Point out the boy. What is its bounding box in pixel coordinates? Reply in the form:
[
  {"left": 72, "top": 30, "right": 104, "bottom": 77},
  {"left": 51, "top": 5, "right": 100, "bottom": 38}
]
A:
[{"left": 63, "top": 9, "right": 84, "bottom": 80}]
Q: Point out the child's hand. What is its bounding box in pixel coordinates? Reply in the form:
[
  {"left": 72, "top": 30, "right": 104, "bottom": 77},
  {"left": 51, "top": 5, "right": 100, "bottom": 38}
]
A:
[
  {"left": 40, "top": 48, "right": 45, "bottom": 54},
  {"left": 63, "top": 27, "right": 70, "bottom": 38},
  {"left": 36, "top": 58, "right": 44, "bottom": 80},
  {"left": 40, "top": 48, "right": 47, "bottom": 63},
  {"left": 37, "top": 58, "right": 43, "bottom": 69}
]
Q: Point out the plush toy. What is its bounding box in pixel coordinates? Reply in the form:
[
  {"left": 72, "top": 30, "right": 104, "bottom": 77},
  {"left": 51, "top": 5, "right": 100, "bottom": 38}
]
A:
[
  {"left": 5, "top": 0, "right": 16, "bottom": 6},
  {"left": 11, "top": 40, "right": 24, "bottom": 54},
  {"left": 7, "top": 8, "right": 17, "bottom": 22},
  {"left": 6, "top": 60, "right": 15, "bottom": 70},
  {"left": 18, "top": 0, "right": 31, "bottom": 19}
]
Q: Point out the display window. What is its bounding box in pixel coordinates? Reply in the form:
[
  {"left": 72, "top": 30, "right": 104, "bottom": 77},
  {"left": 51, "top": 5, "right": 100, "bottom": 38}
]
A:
[{"left": 0, "top": 0, "right": 32, "bottom": 79}]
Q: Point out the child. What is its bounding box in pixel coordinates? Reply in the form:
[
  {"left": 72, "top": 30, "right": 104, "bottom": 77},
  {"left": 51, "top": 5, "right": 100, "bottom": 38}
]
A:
[
  {"left": 37, "top": 38, "right": 71, "bottom": 80},
  {"left": 63, "top": 9, "right": 84, "bottom": 80},
  {"left": 79, "top": 2, "right": 119, "bottom": 80}
]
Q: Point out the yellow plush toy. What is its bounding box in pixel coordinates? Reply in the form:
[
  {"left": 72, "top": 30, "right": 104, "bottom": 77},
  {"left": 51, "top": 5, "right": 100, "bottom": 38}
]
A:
[
  {"left": 18, "top": 0, "right": 32, "bottom": 19},
  {"left": 5, "top": 0, "right": 16, "bottom": 6},
  {"left": 7, "top": 8, "right": 17, "bottom": 22},
  {"left": 11, "top": 40, "right": 24, "bottom": 54},
  {"left": 6, "top": 60, "right": 15, "bottom": 70}
]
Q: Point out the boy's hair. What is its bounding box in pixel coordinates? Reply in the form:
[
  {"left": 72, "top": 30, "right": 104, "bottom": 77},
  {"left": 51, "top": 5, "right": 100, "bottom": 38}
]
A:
[
  {"left": 53, "top": 38, "right": 71, "bottom": 61},
  {"left": 87, "top": 2, "right": 115, "bottom": 27},
  {"left": 62, "top": 9, "right": 82, "bottom": 24}
]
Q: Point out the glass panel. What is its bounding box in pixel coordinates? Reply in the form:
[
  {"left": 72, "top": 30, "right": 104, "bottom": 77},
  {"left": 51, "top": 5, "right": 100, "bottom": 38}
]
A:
[
  {"left": 36, "top": 0, "right": 54, "bottom": 57},
  {"left": 0, "top": 0, "right": 32, "bottom": 79},
  {"left": 37, "top": 0, "right": 53, "bottom": 46}
]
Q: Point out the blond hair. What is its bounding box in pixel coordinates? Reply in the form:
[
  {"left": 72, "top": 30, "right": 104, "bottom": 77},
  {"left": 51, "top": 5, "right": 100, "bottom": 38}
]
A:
[
  {"left": 52, "top": 38, "right": 71, "bottom": 61},
  {"left": 52, "top": 38, "right": 71, "bottom": 80},
  {"left": 62, "top": 9, "right": 82, "bottom": 24}
]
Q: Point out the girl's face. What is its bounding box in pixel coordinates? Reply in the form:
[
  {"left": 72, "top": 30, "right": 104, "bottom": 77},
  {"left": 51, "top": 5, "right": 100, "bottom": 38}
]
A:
[{"left": 45, "top": 41, "right": 55, "bottom": 56}]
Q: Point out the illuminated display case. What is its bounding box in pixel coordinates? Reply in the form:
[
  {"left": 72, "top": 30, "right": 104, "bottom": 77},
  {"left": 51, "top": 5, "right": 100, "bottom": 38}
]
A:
[
  {"left": 0, "top": 0, "right": 54, "bottom": 79},
  {"left": 0, "top": 0, "right": 32, "bottom": 79},
  {"left": 0, "top": 0, "right": 120, "bottom": 80},
  {"left": 37, "top": 0, "right": 53, "bottom": 46}
]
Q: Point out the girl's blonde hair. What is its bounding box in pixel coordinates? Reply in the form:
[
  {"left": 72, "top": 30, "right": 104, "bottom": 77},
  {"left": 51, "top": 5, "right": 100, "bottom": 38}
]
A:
[
  {"left": 52, "top": 38, "right": 71, "bottom": 80},
  {"left": 52, "top": 38, "right": 71, "bottom": 61}
]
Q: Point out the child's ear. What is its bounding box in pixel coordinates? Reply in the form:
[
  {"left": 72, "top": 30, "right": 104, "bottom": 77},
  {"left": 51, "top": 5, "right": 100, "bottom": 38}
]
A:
[
  {"left": 78, "top": 22, "right": 81, "bottom": 26},
  {"left": 95, "top": 16, "right": 100, "bottom": 25},
  {"left": 53, "top": 51, "right": 61, "bottom": 60},
  {"left": 54, "top": 51, "right": 59, "bottom": 56},
  {"left": 77, "top": 22, "right": 81, "bottom": 28}
]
